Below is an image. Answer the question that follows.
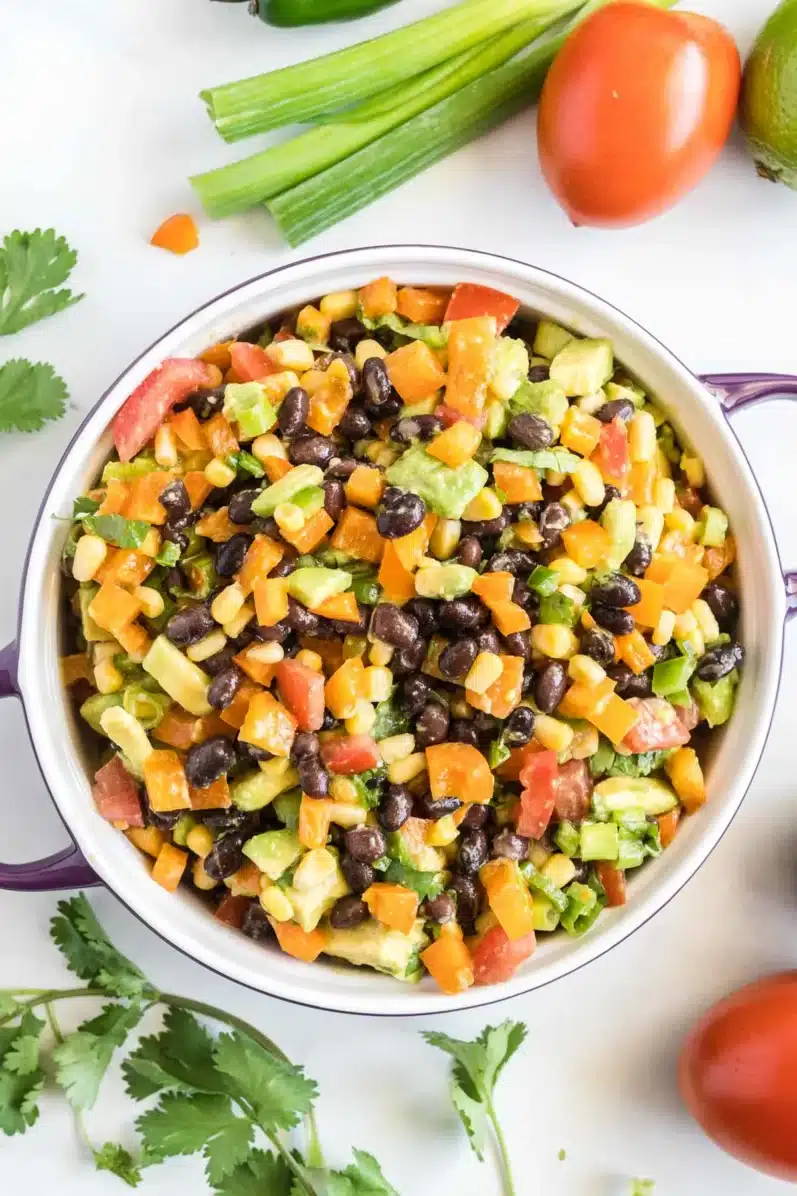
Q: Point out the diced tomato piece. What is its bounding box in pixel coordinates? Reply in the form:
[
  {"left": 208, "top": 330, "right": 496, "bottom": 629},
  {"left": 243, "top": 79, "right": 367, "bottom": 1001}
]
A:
[
  {"left": 276, "top": 659, "right": 325, "bottom": 732},
  {"left": 112, "top": 358, "right": 212, "bottom": 463},
  {"left": 92, "top": 755, "right": 144, "bottom": 827},
  {"left": 596, "top": 862, "right": 627, "bottom": 907},
  {"left": 472, "top": 925, "right": 536, "bottom": 986},
  {"left": 622, "top": 697, "right": 690, "bottom": 753},
  {"left": 553, "top": 759, "right": 592, "bottom": 822},
  {"left": 592, "top": 417, "right": 630, "bottom": 483},
  {"left": 434, "top": 403, "right": 486, "bottom": 430},
  {"left": 517, "top": 750, "right": 558, "bottom": 838},
  {"left": 228, "top": 341, "right": 281, "bottom": 383},
  {"left": 673, "top": 694, "right": 700, "bottom": 731},
  {"left": 444, "top": 283, "right": 520, "bottom": 333},
  {"left": 214, "top": 894, "right": 250, "bottom": 929},
  {"left": 320, "top": 734, "right": 381, "bottom": 775}
]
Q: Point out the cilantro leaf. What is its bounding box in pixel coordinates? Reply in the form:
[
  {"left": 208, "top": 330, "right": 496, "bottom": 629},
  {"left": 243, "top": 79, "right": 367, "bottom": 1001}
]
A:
[
  {"left": 382, "top": 860, "right": 443, "bottom": 903},
  {"left": 93, "top": 1142, "right": 143, "bottom": 1188},
  {"left": 449, "top": 1084, "right": 488, "bottom": 1161},
  {"left": 0, "top": 229, "right": 83, "bottom": 335},
  {"left": 123, "top": 1006, "right": 223, "bottom": 1100},
  {"left": 212, "top": 1031, "right": 318, "bottom": 1134},
  {"left": 212, "top": 1149, "right": 292, "bottom": 1196},
  {"left": 156, "top": 541, "right": 182, "bottom": 567},
  {"left": 371, "top": 694, "right": 409, "bottom": 741},
  {"left": 333, "top": 1149, "right": 400, "bottom": 1195},
  {"left": 2, "top": 1012, "right": 45, "bottom": 1077},
  {"left": 348, "top": 767, "right": 387, "bottom": 809},
  {"left": 81, "top": 514, "right": 151, "bottom": 549},
  {"left": 0, "top": 359, "right": 68, "bottom": 432},
  {"left": 54, "top": 1003, "right": 143, "bottom": 1110},
  {"left": 0, "top": 997, "right": 21, "bottom": 1020},
  {"left": 490, "top": 446, "right": 581, "bottom": 473},
  {"left": 137, "top": 1091, "right": 253, "bottom": 1185},
  {"left": 50, "top": 895, "right": 152, "bottom": 999},
  {"left": 72, "top": 496, "right": 100, "bottom": 519},
  {"left": 0, "top": 1068, "right": 43, "bottom": 1135}
]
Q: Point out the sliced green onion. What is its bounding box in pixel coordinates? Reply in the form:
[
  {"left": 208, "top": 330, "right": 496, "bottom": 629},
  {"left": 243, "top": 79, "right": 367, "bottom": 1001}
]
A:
[{"left": 201, "top": 0, "right": 576, "bottom": 141}]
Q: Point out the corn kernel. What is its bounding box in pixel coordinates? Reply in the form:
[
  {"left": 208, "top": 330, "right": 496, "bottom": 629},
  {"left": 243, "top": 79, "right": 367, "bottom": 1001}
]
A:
[
  {"left": 320, "top": 289, "right": 358, "bottom": 322},
  {"left": 192, "top": 857, "right": 219, "bottom": 891},
  {"left": 295, "top": 649, "right": 323, "bottom": 672},
  {"left": 139, "top": 528, "right": 161, "bottom": 557},
  {"left": 204, "top": 363, "right": 224, "bottom": 390},
  {"left": 251, "top": 432, "right": 287, "bottom": 463},
  {"left": 186, "top": 824, "right": 215, "bottom": 858},
  {"left": 211, "top": 582, "right": 245, "bottom": 626},
  {"left": 665, "top": 508, "right": 696, "bottom": 539},
  {"left": 569, "top": 723, "right": 600, "bottom": 760},
  {"left": 653, "top": 609, "right": 676, "bottom": 646},
  {"left": 204, "top": 458, "right": 237, "bottom": 489},
  {"left": 354, "top": 338, "right": 387, "bottom": 369},
  {"left": 559, "top": 583, "right": 586, "bottom": 611},
  {"left": 577, "top": 391, "right": 607, "bottom": 415},
  {"left": 568, "top": 654, "right": 606, "bottom": 686},
  {"left": 546, "top": 469, "right": 567, "bottom": 487},
  {"left": 363, "top": 665, "right": 393, "bottom": 703},
  {"left": 681, "top": 453, "right": 705, "bottom": 488},
  {"left": 378, "top": 733, "right": 415, "bottom": 765},
  {"left": 692, "top": 598, "right": 720, "bottom": 644},
  {"left": 629, "top": 410, "right": 657, "bottom": 462},
  {"left": 154, "top": 424, "right": 179, "bottom": 468},
  {"left": 534, "top": 714, "right": 574, "bottom": 753},
  {"left": 369, "top": 640, "right": 394, "bottom": 666},
  {"left": 426, "top": 814, "right": 460, "bottom": 847},
  {"left": 266, "top": 338, "right": 315, "bottom": 373},
  {"left": 638, "top": 506, "right": 665, "bottom": 552},
  {"left": 531, "top": 623, "right": 579, "bottom": 660},
  {"left": 274, "top": 502, "right": 305, "bottom": 534},
  {"left": 559, "top": 491, "right": 586, "bottom": 524},
  {"left": 72, "top": 534, "right": 108, "bottom": 583},
  {"left": 462, "top": 487, "right": 502, "bottom": 523},
  {"left": 655, "top": 477, "right": 675, "bottom": 514},
  {"left": 674, "top": 611, "right": 704, "bottom": 656},
  {"left": 363, "top": 440, "right": 384, "bottom": 464},
  {"left": 247, "top": 640, "right": 285, "bottom": 665},
  {"left": 549, "top": 557, "right": 588, "bottom": 586},
  {"left": 94, "top": 658, "right": 124, "bottom": 695},
  {"left": 292, "top": 847, "right": 337, "bottom": 891},
  {"left": 223, "top": 602, "right": 254, "bottom": 639},
  {"left": 542, "top": 853, "right": 577, "bottom": 888},
  {"left": 572, "top": 459, "right": 605, "bottom": 508},
  {"left": 330, "top": 776, "right": 359, "bottom": 803},
  {"left": 259, "top": 884, "right": 294, "bottom": 922},
  {"left": 430, "top": 518, "right": 461, "bottom": 560},
  {"left": 345, "top": 699, "right": 377, "bottom": 736},
  {"left": 374, "top": 445, "right": 400, "bottom": 469},
  {"left": 513, "top": 519, "right": 543, "bottom": 547},
  {"left": 93, "top": 640, "right": 119, "bottom": 664},
  {"left": 387, "top": 752, "right": 427, "bottom": 785},
  {"left": 186, "top": 629, "right": 227, "bottom": 662},
  {"left": 464, "top": 652, "right": 503, "bottom": 695}
]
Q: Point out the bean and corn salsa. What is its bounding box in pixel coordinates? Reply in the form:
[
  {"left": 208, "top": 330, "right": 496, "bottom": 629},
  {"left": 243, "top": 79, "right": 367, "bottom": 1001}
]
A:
[{"left": 61, "top": 278, "right": 743, "bottom": 993}]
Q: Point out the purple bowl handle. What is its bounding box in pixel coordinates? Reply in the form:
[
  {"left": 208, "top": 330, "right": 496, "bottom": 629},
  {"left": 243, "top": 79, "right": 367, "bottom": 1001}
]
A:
[
  {"left": 701, "top": 372, "right": 797, "bottom": 621},
  {"left": 0, "top": 640, "right": 98, "bottom": 891}
]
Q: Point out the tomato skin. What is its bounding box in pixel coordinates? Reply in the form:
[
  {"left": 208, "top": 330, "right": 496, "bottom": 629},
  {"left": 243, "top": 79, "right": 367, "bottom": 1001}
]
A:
[
  {"left": 680, "top": 974, "right": 797, "bottom": 1180},
  {"left": 596, "top": 862, "right": 627, "bottom": 907},
  {"left": 553, "top": 759, "right": 592, "bottom": 822},
  {"left": 229, "top": 341, "right": 280, "bottom": 382},
  {"left": 622, "top": 698, "right": 690, "bottom": 753},
  {"left": 276, "top": 659, "right": 325, "bottom": 732},
  {"left": 472, "top": 925, "right": 536, "bottom": 986},
  {"left": 517, "top": 750, "right": 558, "bottom": 838},
  {"left": 443, "top": 284, "right": 520, "bottom": 333},
  {"left": 320, "top": 734, "right": 381, "bottom": 775},
  {"left": 93, "top": 756, "right": 144, "bottom": 827},
  {"left": 537, "top": 3, "right": 741, "bottom": 228},
  {"left": 113, "top": 358, "right": 212, "bottom": 462},
  {"left": 592, "top": 419, "right": 629, "bottom": 484}
]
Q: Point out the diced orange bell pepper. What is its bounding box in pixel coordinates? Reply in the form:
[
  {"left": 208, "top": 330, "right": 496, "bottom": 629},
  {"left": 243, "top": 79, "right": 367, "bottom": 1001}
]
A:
[
  {"left": 238, "top": 535, "right": 285, "bottom": 595},
  {"left": 233, "top": 647, "right": 277, "bottom": 688},
  {"left": 363, "top": 883, "right": 420, "bottom": 935},
  {"left": 306, "top": 360, "right": 352, "bottom": 436},
  {"left": 95, "top": 548, "right": 154, "bottom": 588},
  {"left": 98, "top": 478, "right": 130, "bottom": 516},
  {"left": 426, "top": 420, "right": 481, "bottom": 468},
  {"left": 263, "top": 457, "right": 293, "bottom": 483},
  {"left": 115, "top": 621, "right": 152, "bottom": 662},
  {"left": 169, "top": 407, "right": 206, "bottom": 451},
  {"left": 126, "top": 825, "right": 166, "bottom": 858},
  {"left": 200, "top": 341, "right": 233, "bottom": 371},
  {"left": 271, "top": 917, "right": 327, "bottom": 963},
  {"left": 629, "top": 460, "right": 656, "bottom": 506},
  {"left": 330, "top": 507, "right": 384, "bottom": 564},
  {"left": 561, "top": 520, "right": 611, "bottom": 569},
  {"left": 386, "top": 340, "right": 446, "bottom": 403},
  {"left": 466, "top": 655, "right": 523, "bottom": 719},
  {"left": 392, "top": 513, "right": 436, "bottom": 571},
  {"left": 253, "top": 577, "right": 291, "bottom": 627},
  {"left": 204, "top": 413, "right": 239, "bottom": 459},
  {"left": 220, "top": 682, "right": 262, "bottom": 730},
  {"left": 192, "top": 714, "right": 236, "bottom": 744},
  {"left": 281, "top": 509, "right": 335, "bottom": 553},
  {"left": 557, "top": 677, "right": 616, "bottom": 720},
  {"left": 480, "top": 859, "right": 535, "bottom": 941},
  {"left": 88, "top": 582, "right": 142, "bottom": 636},
  {"left": 359, "top": 276, "right": 397, "bottom": 319},
  {"left": 239, "top": 691, "right": 297, "bottom": 757},
  {"left": 151, "top": 842, "right": 189, "bottom": 891},
  {"left": 180, "top": 471, "right": 212, "bottom": 510},
  {"left": 311, "top": 592, "right": 361, "bottom": 622},
  {"left": 153, "top": 707, "right": 197, "bottom": 750},
  {"left": 704, "top": 535, "right": 735, "bottom": 581},
  {"left": 125, "top": 471, "right": 174, "bottom": 525},
  {"left": 661, "top": 561, "right": 710, "bottom": 615},
  {"left": 496, "top": 741, "right": 544, "bottom": 782},
  {"left": 378, "top": 542, "right": 415, "bottom": 603},
  {"left": 143, "top": 749, "right": 191, "bottom": 813},
  {"left": 560, "top": 407, "right": 602, "bottom": 457},
  {"left": 189, "top": 775, "right": 231, "bottom": 811},
  {"left": 615, "top": 630, "right": 656, "bottom": 675},
  {"left": 657, "top": 806, "right": 682, "bottom": 848},
  {"left": 591, "top": 694, "right": 640, "bottom": 745},
  {"left": 298, "top": 796, "right": 334, "bottom": 850},
  {"left": 325, "top": 656, "right": 366, "bottom": 719},
  {"left": 426, "top": 743, "right": 494, "bottom": 804},
  {"left": 150, "top": 213, "right": 199, "bottom": 256},
  {"left": 492, "top": 461, "right": 542, "bottom": 504},
  {"left": 195, "top": 507, "right": 240, "bottom": 542},
  {"left": 665, "top": 746, "right": 706, "bottom": 813},
  {"left": 628, "top": 578, "right": 666, "bottom": 628},
  {"left": 345, "top": 465, "right": 385, "bottom": 510},
  {"left": 473, "top": 571, "right": 514, "bottom": 605},
  {"left": 299, "top": 635, "right": 344, "bottom": 676},
  {"left": 490, "top": 601, "right": 530, "bottom": 636},
  {"left": 444, "top": 316, "right": 495, "bottom": 421},
  {"left": 396, "top": 286, "right": 449, "bottom": 325},
  {"left": 421, "top": 922, "right": 474, "bottom": 994}
]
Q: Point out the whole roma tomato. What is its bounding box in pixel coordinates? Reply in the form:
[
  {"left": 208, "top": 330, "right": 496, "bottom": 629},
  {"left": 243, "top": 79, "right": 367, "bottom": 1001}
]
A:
[
  {"left": 537, "top": 3, "right": 741, "bottom": 227},
  {"left": 679, "top": 973, "right": 797, "bottom": 1180}
]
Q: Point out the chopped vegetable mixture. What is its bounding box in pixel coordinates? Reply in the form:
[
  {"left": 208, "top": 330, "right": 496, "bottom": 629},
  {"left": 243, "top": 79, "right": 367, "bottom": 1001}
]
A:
[{"left": 62, "top": 277, "right": 743, "bottom": 993}]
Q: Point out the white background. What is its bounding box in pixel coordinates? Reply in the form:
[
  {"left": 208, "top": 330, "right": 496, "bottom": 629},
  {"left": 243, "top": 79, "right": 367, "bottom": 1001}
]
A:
[{"left": 2, "top": 0, "right": 797, "bottom": 1192}]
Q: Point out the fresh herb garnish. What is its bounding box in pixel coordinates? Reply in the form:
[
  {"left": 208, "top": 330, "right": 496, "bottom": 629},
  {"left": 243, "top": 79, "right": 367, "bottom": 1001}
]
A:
[
  {"left": 227, "top": 450, "right": 265, "bottom": 479},
  {"left": 371, "top": 693, "right": 410, "bottom": 741},
  {"left": 72, "top": 496, "right": 101, "bottom": 519},
  {"left": 538, "top": 590, "right": 577, "bottom": 627},
  {"left": 0, "top": 229, "right": 83, "bottom": 336},
  {"left": 349, "top": 766, "right": 387, "bottom": 808},
  {"left": 490, "top": 446, "right": 581, "bottom": 473},
  {"left": 81, "top": 514, "right": 151, "bottom": 549},
  {"left": 382, "top": 860, "right": 443, "bottom": 902},
  {"left": 156, "top": 541, "right": 182, "bottom": 568},
  {"left": 0, "top": 359, "right": 68, "bottom": 432}
]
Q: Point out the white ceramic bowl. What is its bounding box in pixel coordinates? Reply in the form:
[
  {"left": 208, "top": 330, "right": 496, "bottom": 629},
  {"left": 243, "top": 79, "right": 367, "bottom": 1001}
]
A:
[{"left": 2, "top": 245, "right": 794, "bottom": 1015}]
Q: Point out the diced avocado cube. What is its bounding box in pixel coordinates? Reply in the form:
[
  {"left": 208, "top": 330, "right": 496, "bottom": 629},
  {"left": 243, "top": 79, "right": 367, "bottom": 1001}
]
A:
[
  {"left": 400, "top": 397, "right": 438, "bottom": 418},
  {"left": 285, "top": 861, "right": 348, "bottom": 932},
  {"left": 414, "top": 563, "right": 477, "bottom": 600},
  {"left": 80, "top": 692, "right": 124, "bottom": 735},
  {"left": 600, "top": 498, "right": 637, "bottom": 571},
  {"left": 288, "top": 567, "right": 352, "bottom": 608},
  {"left": 554, "top": 820, "right": 581, "bottom": 858},
  {"left": 488, "top": 337, "right": 529, "bottom": 402},
  {"left": 531, "top": 895, "right": 560, "bottom": 932},
  {"left": 386, "top": 445, "right": 488, "bottom": 520},
  {"left": 78, "top": 585, "right": 109, "bottom": 643},
  {"left": 387, "top": 828, "right": 445, "bottom": 874},
  {"left": 592, "top": 776, "right": 678, "bottom": 818},
  {"left": 251, "top": 464, "right": 324, "bottom": 518},
  {"left": 617, "top": 827, "right": 646, "bottom": 870},
  {"left": 231, "top": 759, "right": 299, "bottom": 811},
  {"left": 142, "top": 635, "right": 211, "bottom": 717},
  {"left": 273, "top": 787, "right": 302, "bottom": 829},
  {"left": 323, "top": 918, "right": 428, "bottom": 979},
  {"left": 533, "top": 319, "right": 574, "bottom": 360},
  {"left": 579, "top": 821, "right": 620, "bottom": 861},
  {"left": 697, "top": 506, "right": 728, "bottom": 548},
  {"left": 604, "top": 380, "right": 645, "bottom": 410},
  {"left": 508, "top": 379, "right": 569, "bottom": 428},
  {"left": 692, "top": 670, "right": 738, "bottom": 728},
  {"left": 243, "top": 828, "right": 304, "bottom": 881},
  {"left": 549, "top": 338, "right": 614, "bottom": 397},
  {"left": 484, "top": 399, "right": 508, "bottom": 440},
  {"left": 610, "top": 806, "right": 648, "bottom": 833},
  {"left": 223, "top": 382, "right": 277, "bottom": 440},
  {"left": 652, "top": 654, "right": 697, "bottom": 698}
]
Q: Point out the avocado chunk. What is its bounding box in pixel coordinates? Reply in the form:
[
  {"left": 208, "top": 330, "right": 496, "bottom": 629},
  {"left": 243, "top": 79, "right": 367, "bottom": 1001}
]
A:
[
  {"left": 484, "top": 399, "right": 508, "bottom": 440},
  {"left": 251, "top": 464, "right": 324, "bottom": 518},
  {"left": 579, "top": 820, "right": 620, "bottom": 861},
  {"left": 231, "top": 759, "right": 299, "bottom": 811},
  {"left": 692, "top": 670, "right": 738, "bottom": 728},
  {"left": 285, "top": 862, "right": 349, "bottom": 932},
  {"left": 78, "top": 585, "right": 109, "bottom": 643},
  {"left": 386, "top": 445, "right": 488, "bottom": 520},
  {"left": 243, "top": 828, "right": 303, "bottom": 881},
  {"left": 142, "top": 635, "right": 211, "bottom": 717},
  {"left": 696, "top": 506, "right": 728, "bottom": 548},
  {"left": 604, "top": 380, "right": 645, "bottom": 410},
  {"left": 600, "top": 498, "right": 637, "bottom": 571},
  {"left": 223, "top": 382, "right": 277, "bottom": 440},
  {"left": 549, "top": 338, "right": 614, "bottom": 397},
  {"left": 533, "top": 319, "right": 573, "bottom": 360},
  {"left": 80, "top": 691, "right": 123, "bottom": 735},
  {"left": 288, "top": 567, "right": 352, "bottom": 608},
  {"left": 387, "top": 827, "right": 445, "bottom": 873},
  {"left": 273, "top": 787, "right": 302, "bottom": 829},
  {"left": 414, "top": 563, "right": 477, "bottom": 600},
  {"left": 592, "top": 776, "right": 678, "bottom": 818},
  {"left": 323, "top": 918, "right": 428, "bottom": 980},
  {"left": 508, "top": 379, "right": 569, "bottom": 428}
]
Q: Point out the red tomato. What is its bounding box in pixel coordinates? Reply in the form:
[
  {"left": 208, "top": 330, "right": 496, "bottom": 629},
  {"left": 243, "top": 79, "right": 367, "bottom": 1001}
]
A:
[
  {"left": 673, "top": 694, "right": 700, "bottom": 732},
  {"left": 592, "top": 419, "right": 630, "bottom": 484},
  {"left": 214, "top": 894, "right": 249, "bottom": 929},
  {"left": 443, "top": 284, "right": 520, "bottom": 333},
  {"left": 472, "top": 925, "right": 536, "bottom": 986},
  {"left": 112, "top": 358, "right": 212, "bottom": 463},
  {"left": 92, "top": 756, "right": 144, "bottom": 827},
  {"left": 229, "top": 341, "right": 280, "bottom": 382},
  {"left": 596, "top": 862, "right": 627, "bottom": 907},
  {"left": 276, "top": 659, "right": 325, "bottom": 732},
  {"left": 517, "top": 750, "right": 558, "bottom": 838},
  {"left": 320, "top": 734, "right": 381, "bottom": 775},
  {"left": 623, "top": 698, "right": 690, "bottom": 753},
  {"left": 537, "top": 3, "right": 740, "bottom": 228},
  {"left": 680, "top": 974, "right": 797, "bottom": 1180},
  {"left": 553, "top": 759, "right": 592, "bottom": 822},
  {"left": 435, "top": 404, "right": 486, "bottom": 430}
]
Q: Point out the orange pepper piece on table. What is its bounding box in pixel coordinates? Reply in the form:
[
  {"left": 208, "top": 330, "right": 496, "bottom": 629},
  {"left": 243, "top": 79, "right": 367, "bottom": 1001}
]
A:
[
  {"left": 150, "top": 213, "right": 199, "bottom": 256},
  {"left": 426, "top": 743, "right": 494, "bottom": 805}
]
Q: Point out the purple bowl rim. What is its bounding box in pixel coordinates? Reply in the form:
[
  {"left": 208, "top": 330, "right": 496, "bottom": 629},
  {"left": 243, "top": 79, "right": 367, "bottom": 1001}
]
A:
[{"left": 8, "top": 242, "right": 786, "bottom": 1018}]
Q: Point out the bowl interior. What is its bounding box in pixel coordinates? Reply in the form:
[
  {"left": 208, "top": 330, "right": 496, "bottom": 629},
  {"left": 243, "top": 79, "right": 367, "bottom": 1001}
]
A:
[{"left": 18, "top": 247, "right": 784, "bottom": 1014}]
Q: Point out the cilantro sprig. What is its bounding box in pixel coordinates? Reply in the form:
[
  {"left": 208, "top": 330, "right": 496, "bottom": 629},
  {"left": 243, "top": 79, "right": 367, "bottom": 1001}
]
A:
[
  {"left": 0, "top": 228, "right": 83, "bottom": 336},
  {"left": 0, "top": 358, "right": 68, "bottom": 432}
]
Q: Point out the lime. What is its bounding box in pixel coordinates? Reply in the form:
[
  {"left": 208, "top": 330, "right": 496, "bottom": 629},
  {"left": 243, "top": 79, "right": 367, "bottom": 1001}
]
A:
[{"left": 741, "top": 0, "right": 797, "bottom": 188}]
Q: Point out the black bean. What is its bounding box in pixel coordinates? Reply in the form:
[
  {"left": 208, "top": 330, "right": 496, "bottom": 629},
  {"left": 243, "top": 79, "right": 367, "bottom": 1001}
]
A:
[
  {"left": 439, "top": 638, "right": 478, "bottom": 681},
  {"left": 507, "top": 413, "right": 555, "bottom": 450},
  {"left": 166, "top": 604, "right": 216, "bottom": 647},
  {"left": 345, "top": 825, "right": 386, "bottom": 863},
  {"left": 592, "top": 603, "right": 635, "bottom": 635},
  {"left": 201, "top": 807, "right": 260, "bottom": 834},
  {"left": 327, "top": 457, "right": 359, "bottom": 481},
  {"left": 502, "top": 631, "right": 531, "bottom": 659},
  {"left": 476, "top": 628, "right": 502, "bottom": 656},
  {"left": 370, "top": 602, "right": 419, "bottom": 648},
  {"left": 297, "top": 757, "right": 329, "bottom": 798},
  {"left": 528, "top": 363, "right": 550, "bottom": 382},
  {"left": 334, "top": 352, "right": 359, "bottom": 389},
  {"left": 330, "top": 317, "right": 368, "bottom": 352},
  {"left": 227, "top": 488, "right": 260, "bottom": 525},
  {"left": 162, "top": 526, "right": 190, "bottom": 554},
  {"left": 512, "top": 579, "right": 536, "bottom": 611},
  {"left": 376, "top": 488, "right": 425, "bottom": 539},
  {"left": 590, "top": 573, "right": 641, "bottom": 608},
  {"left": 461, "top": 804, "right": 491, "bottom": 830},
  {"left": 328, "top": 601, "right": 372, "bottom": 638},
  {"left": 159, "top": 480, "right": 191, "bottom": 522},
  {"left": 257, "top": 516, "right": 282, "bottom": 540},
  {"left": 702, "top": 582, "right": 739, "bottom": 630},
  {"left": 329, "top": 896, "right": 369, "bottom": 930},
  {"left": 362, "top": 358, "right": 393, "bottom": 412},
  {"left": 144, "top": 802, "right": 179, "bottom": 831},
  {"left": 696, "top": 642, "right": 744, "bottom": 681},
  {"left": 405, "top": 598, "right": 438, "bottom": 638},
  {"left": 378, "top": 784, "right": 414, "bottom": 832},
  {"left": 391, "top": 417, "right": 422, "bottom": 444},
  {"left": 534, "top": 661, "right": 568, "bottom": 712},
  {"left": 449, "top": 719, "right": 479, "bottom": 747},
  {"left": 277, "top": 386, "right": 310, "bottom": 437},
  {"left": 504, "top": 706, "right": 535, "bottom": 747},
  {"left": 422, "top": 893, "right": 456, "bottom": 924},
  {"left": 597, "top": 398, "right": 635, "bottom": 423},
  {"left": 440, "top": 596, "right": 487, "bottom": 632},
  {"left": 539, "top": 502, "right": 570, "bottom": 549},
  {"left": 237, "top": 741, "right": 270, "bottom": 767},
  {"left": 402, "top": 674, "right": 433, "bottom": 717},
  {"left": 289, "top": 436, "right": 336, "bottom": 468},
  {"left": 185, "top": 736, "right": 237, "bottom": 788},
  {"left": 199, "top": 645, "right": 235, "bottom": 678},
  {"left": 241, "top": 902, "right": 273, "bottom": 943},
  {"left": 415, "top": 703, "right": 450, "bottom": 749},
  {"left": 607, "top": 663, "right": 652, "bottom": 698},
  {"left": 414, "top": 415, "right": 442, "bottom": 440},
  {"left": 215, "top": 534, "right": 251, "bottom": 578},
  {"left": 284, "top": 597, "right": 318, "bottom": 636},
  {"left": 338, "top": 405, "right": 372, "bottom": 441},
  {"left": 461, "top": 512, "right": 509, "bottom": 539},
  {"left": 413, "top": 793, "right": 462, "bottom": 820},
  {"left": 271, "top": 560, "right": 296, "bottom": 582},
  {"left": 507, "top": 501, "right": 544, "bottom": 524},
  {"left": 486, "top": 550, "right": 537, "bottom": 576},
  {"left": 208, "top": 665, "right": 244, "bottom": 710},
  {"left": 391, "top": 640, "right": 427, "bottom": 675},
  {"left": 624, "top": 534, "right": 653, "bottom": 577},
  {"left": 491, "top": 829, "right": 529, "bottom": 861},
  {"left": 581, "top": 627, "right": 615, "bottom": 667},
  {"left": 189, "top": 386, "right": 226, "bottom": 423},
  {"left": 448, "top": 874, "right": 478, "bottom": 928},
  {"left": 341, "top": 855, "right": 375, "bottom": 894},
  {"left": 291, "top": 732, "right": 320, "bottom": 762},
  {"left": 456, "top": 536, "right": 482, "bottom": 568},
  {"left": 204, "top": 833, "right": 245, "bottom": 881},
  {"left": 323, "top": 480, "right": 346, "bottom": 522},
  {"left": 254, "top": 619, "right": 291, "bottom": 643},
  {"left": 457, "top": 829, "right": 488, "bottom": 874}
]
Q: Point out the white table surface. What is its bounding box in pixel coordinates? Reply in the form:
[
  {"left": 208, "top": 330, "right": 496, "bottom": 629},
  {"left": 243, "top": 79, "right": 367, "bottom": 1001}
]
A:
[{"left": 2, "top": 1, "right": 797, "bottom": 1191}]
